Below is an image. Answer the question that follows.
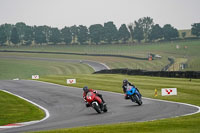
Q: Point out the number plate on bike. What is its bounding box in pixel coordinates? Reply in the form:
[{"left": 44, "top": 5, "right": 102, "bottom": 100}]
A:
[
  {"left": 87, "top": 92, "right": 92, "bottom": 99},
  {"left": 127, "top": 86, "right": 132, "bottom": 91}
]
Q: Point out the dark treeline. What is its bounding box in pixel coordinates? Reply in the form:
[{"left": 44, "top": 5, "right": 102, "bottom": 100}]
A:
[{"left": 0, "top": 17, "right": 200, "bottom": 45}]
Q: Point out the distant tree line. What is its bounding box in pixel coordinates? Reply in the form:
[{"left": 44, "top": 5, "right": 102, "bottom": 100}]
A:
[{"left": 0, "top": 17, "right": 200, "bottom": 45}]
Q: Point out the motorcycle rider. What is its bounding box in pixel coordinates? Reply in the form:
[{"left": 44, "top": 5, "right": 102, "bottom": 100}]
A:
[
  {"left": 83, "top": 86, "right": 106, "bottom": 108},
  {"left": 122, "top": 79, "right": 142, "bottom": 99}
]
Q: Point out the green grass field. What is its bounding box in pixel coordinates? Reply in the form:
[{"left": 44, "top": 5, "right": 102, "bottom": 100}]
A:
[
  {"left": 31, "top": 114, "right": 200, "bottom": 133},
  {"left": 28, "top": 74, "right": 200, "bottom": 133},
  {"left": 1, "top": 40, "right": 200, "bottom": 71},
  {"left": 1, "top": 40, "right": 200, "bottom": 57},
  {"left": 0, "top": 40, "right": 199, "bottom": 56},
  {"left": 0, "top": 90, "right": 45, "bottom": 126},
  {"left": 0, "top": 52, "right": 170, "bottom": 75},
  {"left": 0, "top": 58, "right": 94, "bottom": 80}
]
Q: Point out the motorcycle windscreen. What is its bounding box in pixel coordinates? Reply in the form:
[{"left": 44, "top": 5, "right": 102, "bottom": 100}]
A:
[
  {"left": 86, "top": 92, "right": 95, "bottom": 103},
  {"left": 126, "top": 86, "right": 136, "bottom": 95}
]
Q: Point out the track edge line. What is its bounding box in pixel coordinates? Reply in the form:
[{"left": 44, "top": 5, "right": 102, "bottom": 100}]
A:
[{"left": 0, "top": 89, "right": 50, "bottom": 129}]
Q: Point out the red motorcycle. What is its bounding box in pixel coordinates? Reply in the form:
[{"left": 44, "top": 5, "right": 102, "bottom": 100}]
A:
[{"left": 86, "top": 91, "right": 107, "bottom": 113}]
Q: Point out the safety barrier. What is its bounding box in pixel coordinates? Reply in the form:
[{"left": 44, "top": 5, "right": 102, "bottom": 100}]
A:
[{"left": 94, "top": 69, "right": 200, "bottom": 79}]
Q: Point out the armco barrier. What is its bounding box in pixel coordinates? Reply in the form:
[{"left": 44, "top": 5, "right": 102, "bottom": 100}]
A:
[{"left": 94, "top": 69, "right": 200, "bottom": 79}]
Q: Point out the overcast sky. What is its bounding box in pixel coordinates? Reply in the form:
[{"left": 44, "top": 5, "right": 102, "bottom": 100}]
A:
[{"left": 0, "top": 0, "right": 199, "bottom": 29}]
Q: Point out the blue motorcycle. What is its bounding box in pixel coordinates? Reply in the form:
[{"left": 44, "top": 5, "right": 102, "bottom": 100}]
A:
[{"left": 126, "top": 86, "right": 142, "bottom": 105}]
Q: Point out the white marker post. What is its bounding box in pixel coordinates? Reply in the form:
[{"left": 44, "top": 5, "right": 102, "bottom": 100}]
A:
[
  {"left": 32, "top": 75, "right": 39, "bottom": 79},
  {"left": 66, "top": 79, "right": 76, "bottom": 84},
  {"left": 161, "top": 88, "right": 177, "bottom": 96}
]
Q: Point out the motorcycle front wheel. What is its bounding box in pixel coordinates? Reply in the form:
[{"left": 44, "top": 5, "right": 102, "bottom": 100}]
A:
[
  {"left": 92, "top": 102, "right": 101, "bottom": 114},
  {"left": 134, "top": 94, "right": 142, "bottom": 106}
]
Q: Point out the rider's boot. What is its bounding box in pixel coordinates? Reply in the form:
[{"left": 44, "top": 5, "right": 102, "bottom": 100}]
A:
[
  {"left": 136, "top": 88, "right": 142, "bottom": 98},
  {"left": 124, "top": 94, "right": 130, "bottom": 100},
  {"left": 139, "top": 93, "right": 142, "bottom": 98},
  {"left": 85, "top": 102, "right": 90, "bottom": 107}
]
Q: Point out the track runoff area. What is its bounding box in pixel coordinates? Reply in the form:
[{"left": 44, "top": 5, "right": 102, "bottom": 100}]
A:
[{"left": 0, "top": 80, "right": 199, "bottom": 133}]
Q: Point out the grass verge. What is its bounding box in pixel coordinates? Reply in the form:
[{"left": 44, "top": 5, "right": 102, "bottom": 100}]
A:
[
  {"left": 32, "top": 74, "right": 200, "bottom": 133},
  {"left": 0, "top": 58, "right": 94, "bottom": 80},
  {"left": 0, "top": 52, "right": 170, "bottom": 71},
  {"left": 1, "top": 40, "right": 200, "bottom": 71},
  {"left": 0, "top": 90, "right": 45, "bottom": 126}
]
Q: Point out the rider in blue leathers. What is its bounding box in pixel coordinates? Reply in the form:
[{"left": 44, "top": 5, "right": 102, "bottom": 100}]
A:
[{"left": 122, "top": 79, "right": 141, "bottom": 99}]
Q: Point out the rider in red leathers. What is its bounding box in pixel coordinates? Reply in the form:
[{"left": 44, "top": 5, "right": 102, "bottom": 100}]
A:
[{"left": 83, "top": 86, "right": 105, "bottom": 107}]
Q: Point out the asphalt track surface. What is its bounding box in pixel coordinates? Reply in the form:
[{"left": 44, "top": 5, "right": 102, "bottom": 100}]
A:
[{"left": 0, "top": 80, "right": 199, "bottom": 133}]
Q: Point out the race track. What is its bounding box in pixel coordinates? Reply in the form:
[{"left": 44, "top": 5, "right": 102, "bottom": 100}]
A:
[{"left": 0, "top": 80, "right": 199, "bottom": 133}]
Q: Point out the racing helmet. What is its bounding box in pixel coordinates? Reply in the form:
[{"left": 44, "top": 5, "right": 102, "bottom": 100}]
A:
[
  {"left": 83, "top": 86, "right": 89, "bottom": 93},
  {"left": 123, "top": 79, "right": 128, "bottom": 86}
]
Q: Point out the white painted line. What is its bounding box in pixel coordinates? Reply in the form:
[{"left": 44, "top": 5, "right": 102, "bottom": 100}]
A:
[
  {"left": 0, "top": 90, "right": 50, "bottom": 129},
  {"left": 100, "top": 63, "right": 110, "bottom": 70},
  {"left": 35, "top": 80, "right": 200, "bottom": 119},
  {"left": 0, "top": 126, "right": 21, "bottom": 129},
  {"left": 144, "top": 97, "right": 200, "bottom": 117}
]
